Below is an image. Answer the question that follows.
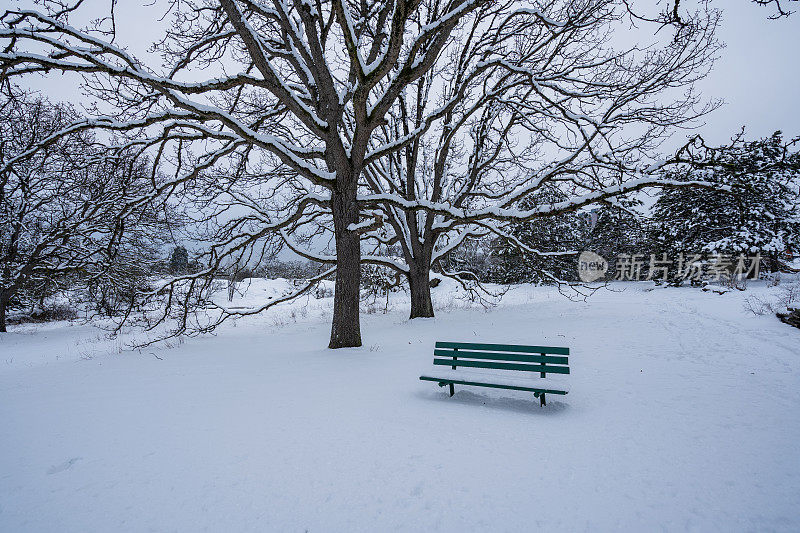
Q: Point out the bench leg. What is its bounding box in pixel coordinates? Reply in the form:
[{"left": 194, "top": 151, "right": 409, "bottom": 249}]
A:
[
  {"left": 540, "top": 392, "right": 546, "bottom": 407},
  {"left": 449, "top": 383, "right": 454, "bottom": 397}
]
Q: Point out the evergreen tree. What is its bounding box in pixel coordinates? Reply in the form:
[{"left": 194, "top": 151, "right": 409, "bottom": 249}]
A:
[
  {"left": 489, "top": 188, "right": 647, "bottom": 284},
  {"left": 489, "top": 203, "right": 584, "bottom": 284},
  {"left": 169, "top": 246, "right": 189, "bottom": 275},
  {"left": 652, "top": 132, "right": 800, "bottom": 272}
]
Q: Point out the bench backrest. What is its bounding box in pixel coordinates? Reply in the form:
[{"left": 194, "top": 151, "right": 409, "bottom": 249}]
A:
[{"left": 434, "top": 341, "right": 570, "bottom": 376}]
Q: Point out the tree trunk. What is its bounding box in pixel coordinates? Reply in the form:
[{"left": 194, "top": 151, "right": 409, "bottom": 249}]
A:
[
  {"left": 0, "top": 294, "right": 7, "bottom": 333},
  {"left": 408, "top": 268, "right": 434, "bottom": 319},
  {"left": 328, "top": 185, "right": 362, "bottom": 349}
]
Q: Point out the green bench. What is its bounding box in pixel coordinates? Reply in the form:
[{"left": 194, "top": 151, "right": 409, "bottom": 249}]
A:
[{"left": 419, "top": 341, "right": 570, "bottom": 406}]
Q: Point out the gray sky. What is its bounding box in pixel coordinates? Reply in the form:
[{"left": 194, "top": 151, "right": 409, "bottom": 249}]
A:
[
  {"left": 10, "top": 0, "right": 800, "bottom": 145},
  {"left": 692, "top": 1, "right": 799, "bottom": 144}
]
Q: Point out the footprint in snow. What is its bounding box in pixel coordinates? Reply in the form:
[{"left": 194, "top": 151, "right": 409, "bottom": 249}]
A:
[{"left": 47, "top": 457, "right": 82, "bottom": 475}]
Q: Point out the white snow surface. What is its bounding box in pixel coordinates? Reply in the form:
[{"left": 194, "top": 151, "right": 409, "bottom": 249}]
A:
[{"left": 1, "top": 280, "right": 799, "bottom": 531}]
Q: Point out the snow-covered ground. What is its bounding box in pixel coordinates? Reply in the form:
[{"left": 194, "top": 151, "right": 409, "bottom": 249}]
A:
[{"left": 1, "top": 280, "right": 799, "bottom": 531}]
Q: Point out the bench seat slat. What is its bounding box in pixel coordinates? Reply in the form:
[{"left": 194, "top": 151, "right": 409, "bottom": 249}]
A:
[
  {"left": 419, "top": 374, "right": 569, "bottom": 395},
  {"left": 433, "top": 348, "right": 568, "bottom": 365},
  {"left": 435, "top": 341, "right": 569, "bottom": 355},
  {"left": 433, "top": 358, "right": 570, "bottom": 374}
]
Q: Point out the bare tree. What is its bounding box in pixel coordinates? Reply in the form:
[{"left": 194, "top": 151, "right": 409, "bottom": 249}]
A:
[
  {"left": 0, "top": 88, "right": 167, "bottom": 331},
  {"left": 663, "top": 0, "right": 797, "bottom": 19},
  {"left": 0, "top": 0, "right": 728, "bottom": 341},
  {"left": 278, "top": 1, "right": 722, "bottom": 318},
  {"left": 0, "top": 0, "right": 515, "bottom": 347},
  {"left": 749, "top": 0, "right": 796, "bottom": 18}
]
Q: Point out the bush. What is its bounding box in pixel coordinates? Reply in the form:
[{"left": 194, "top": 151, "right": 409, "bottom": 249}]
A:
[{"left": 7, "top": 302, "right": 78, "bottom": 325}]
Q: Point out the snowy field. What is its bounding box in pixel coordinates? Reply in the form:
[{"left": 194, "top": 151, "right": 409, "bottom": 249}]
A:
[{"left": 1, "top": 280, "right": 799, "bottom": 532}]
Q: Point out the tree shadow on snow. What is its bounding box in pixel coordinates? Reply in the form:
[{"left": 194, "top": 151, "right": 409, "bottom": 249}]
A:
[{"left": 416, "top": 389, "right": 569, "bottom": 416}]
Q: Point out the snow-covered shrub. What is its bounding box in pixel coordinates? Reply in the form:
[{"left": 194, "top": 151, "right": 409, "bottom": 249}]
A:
[
  {"left": 361, "top": 265, "right": 402, "bottom": 297},
  {"left": 358, "top": 265, "right": 402, "bottom": 314},
  {"left": 269, "top": 304, "right": 309, "bottom": 327},
  {"left": 744, "top": 294, "right": 774, "bottom": 315},
  {"left": 313, "top": 282, "right": 333, "bottom": 299},
  {"left": 774, "top": 278, "right": 800, "bottom": 328},
  {"left": 744, "top": 276, "right": 800, "bottom": 316},
  {"left": 85, "top": 273, "right": 159, "bottom": 318},
  {"left": 29, "top": 303, "right": 79, "bottom": 323},
  {"left": 777, "top": 279, "right": 800, "bottom": 310},
  {"left": 361, "top": 299, "right": 394, "bottom": 314},
  {"left": 6, "top": 292, "right": 78, "bottom": 325}
]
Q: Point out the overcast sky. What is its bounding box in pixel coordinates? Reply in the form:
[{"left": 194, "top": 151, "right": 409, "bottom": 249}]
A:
[
  {"left": 693, "top": 1, "right": 799, "bottom": 144},
  {"left": 10, "top": 0, "right": 800, "bottom": 146}
]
